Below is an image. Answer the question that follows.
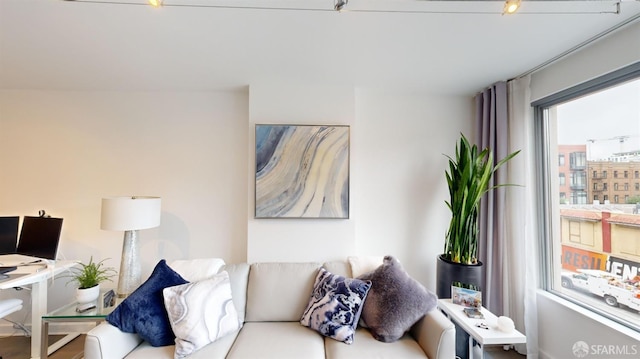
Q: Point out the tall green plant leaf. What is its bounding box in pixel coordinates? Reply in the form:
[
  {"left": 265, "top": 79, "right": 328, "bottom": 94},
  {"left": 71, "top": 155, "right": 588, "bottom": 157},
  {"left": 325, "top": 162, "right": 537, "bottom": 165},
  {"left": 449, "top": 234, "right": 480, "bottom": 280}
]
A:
[{"left": 443, "top": 133, "right": 520, "bottom": 265}]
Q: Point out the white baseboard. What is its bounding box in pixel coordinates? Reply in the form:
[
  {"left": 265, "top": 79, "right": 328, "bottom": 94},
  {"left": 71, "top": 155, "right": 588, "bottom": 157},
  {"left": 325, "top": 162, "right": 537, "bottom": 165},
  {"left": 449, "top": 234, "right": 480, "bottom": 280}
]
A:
[{"left": 0, "top": 321, "right": 96, "bottom": 336}]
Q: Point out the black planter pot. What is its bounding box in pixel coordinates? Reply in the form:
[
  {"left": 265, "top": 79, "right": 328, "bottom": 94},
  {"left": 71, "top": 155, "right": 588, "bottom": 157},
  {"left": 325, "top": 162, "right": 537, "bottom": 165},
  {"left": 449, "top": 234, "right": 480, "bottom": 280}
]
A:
[
  {"left": 436, "top": 254, "right": 484, "bottom": 298},
  {"left": 436, "top": 254, "right": 484, "bottom": 359}
]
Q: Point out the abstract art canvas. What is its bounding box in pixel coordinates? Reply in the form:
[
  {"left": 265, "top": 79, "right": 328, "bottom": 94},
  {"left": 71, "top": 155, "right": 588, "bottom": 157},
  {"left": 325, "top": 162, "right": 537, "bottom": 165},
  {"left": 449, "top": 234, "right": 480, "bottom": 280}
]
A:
[{"left": 255, "top": 125, "right": 349, "bottom": 219}]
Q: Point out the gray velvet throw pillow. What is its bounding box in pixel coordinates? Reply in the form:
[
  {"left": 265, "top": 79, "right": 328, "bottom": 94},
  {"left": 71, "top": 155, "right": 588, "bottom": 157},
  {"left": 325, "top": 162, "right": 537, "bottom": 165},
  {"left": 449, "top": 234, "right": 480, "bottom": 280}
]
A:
[{"left": 357, "top": 255, "right": 437, "bottom": 343}]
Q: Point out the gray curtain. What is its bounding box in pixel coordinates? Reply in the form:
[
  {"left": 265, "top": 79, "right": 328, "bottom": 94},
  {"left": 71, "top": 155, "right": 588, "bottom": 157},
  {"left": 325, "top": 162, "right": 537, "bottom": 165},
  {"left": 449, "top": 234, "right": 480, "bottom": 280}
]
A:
[{"left": 475, "top": 81, "right": 509, "bottom": 316}]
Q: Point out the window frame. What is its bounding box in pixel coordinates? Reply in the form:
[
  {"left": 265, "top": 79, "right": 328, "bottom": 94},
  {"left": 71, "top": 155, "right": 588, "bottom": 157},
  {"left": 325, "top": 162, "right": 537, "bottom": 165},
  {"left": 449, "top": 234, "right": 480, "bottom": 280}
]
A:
[{"left": 532, "top": 61, "right": 640, "bottom": 331}]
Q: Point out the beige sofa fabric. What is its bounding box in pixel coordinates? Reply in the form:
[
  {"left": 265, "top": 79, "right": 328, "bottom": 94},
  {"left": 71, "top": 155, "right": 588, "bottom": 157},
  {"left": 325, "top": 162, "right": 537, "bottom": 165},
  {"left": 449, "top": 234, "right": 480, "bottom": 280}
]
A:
[
  {"left": 322, "top": 260, "right": 352, "bottom": 278},
  {"left": 325, "top": 329, "right": 429, "bottom": 359},
  {"left": 84, "top": 259, "right": 455, "bottom": 359},
  {"left": 226, "top": 322, "right": 325, "bottom": 359},
  {"left": 220, "top": 263, "right": 250, "bottom": 323},
  {"left": 245, "top": 262, "right": 321, "bottom": 322}
]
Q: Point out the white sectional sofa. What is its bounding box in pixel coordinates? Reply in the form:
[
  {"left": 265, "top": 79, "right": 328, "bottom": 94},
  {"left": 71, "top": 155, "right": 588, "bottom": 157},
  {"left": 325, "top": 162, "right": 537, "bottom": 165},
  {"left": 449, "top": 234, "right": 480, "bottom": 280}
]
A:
[{"left": 84, "top": 259, "right": 455, "bottom": 359}]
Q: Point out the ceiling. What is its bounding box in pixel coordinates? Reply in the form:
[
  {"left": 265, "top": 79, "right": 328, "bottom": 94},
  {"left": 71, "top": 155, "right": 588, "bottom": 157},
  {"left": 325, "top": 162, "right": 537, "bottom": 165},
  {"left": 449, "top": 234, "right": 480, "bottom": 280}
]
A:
[{"left": 1, "top": 0, "right": 639, "bottom": 95}]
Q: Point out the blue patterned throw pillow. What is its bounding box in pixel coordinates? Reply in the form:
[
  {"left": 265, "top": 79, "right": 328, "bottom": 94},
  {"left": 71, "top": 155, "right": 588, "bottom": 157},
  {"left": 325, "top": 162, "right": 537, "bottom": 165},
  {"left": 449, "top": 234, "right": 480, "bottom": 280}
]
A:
[
  {"left": 300, "top": 268, "right": 371, "bottom": 344},
  {"left": 106, "top": 259, "right": 189, "bottom": 347}
]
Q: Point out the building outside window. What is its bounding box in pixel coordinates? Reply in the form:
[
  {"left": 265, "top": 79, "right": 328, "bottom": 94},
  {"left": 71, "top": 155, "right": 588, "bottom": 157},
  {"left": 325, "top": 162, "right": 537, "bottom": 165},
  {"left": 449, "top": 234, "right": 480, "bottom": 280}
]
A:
[{"left": 533, "top": 65, "right": 640, "bottom": 333}]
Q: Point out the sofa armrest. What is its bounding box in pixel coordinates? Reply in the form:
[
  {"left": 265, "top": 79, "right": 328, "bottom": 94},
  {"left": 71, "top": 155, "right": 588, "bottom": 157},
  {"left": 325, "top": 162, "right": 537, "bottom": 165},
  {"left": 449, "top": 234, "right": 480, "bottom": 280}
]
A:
[
  {"left": 411, "top": 309, "right": 455, "bottom": 359},
  {"left": 84, "top": 322, "right": 143, "bottom": 359}
]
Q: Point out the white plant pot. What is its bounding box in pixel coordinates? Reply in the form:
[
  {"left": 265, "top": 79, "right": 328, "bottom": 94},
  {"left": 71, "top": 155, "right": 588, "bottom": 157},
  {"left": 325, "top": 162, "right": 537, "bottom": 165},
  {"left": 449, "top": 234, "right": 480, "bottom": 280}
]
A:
[{"left": 76, "top": 284, "right": 100, "bottom": 304}]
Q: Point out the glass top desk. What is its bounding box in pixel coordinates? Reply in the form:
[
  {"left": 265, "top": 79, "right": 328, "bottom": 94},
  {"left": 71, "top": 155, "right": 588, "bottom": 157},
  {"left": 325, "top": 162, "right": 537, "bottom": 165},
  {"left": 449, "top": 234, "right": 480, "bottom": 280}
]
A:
[{"left": 41, "top": 298, "right": 120, "bottom": 359}]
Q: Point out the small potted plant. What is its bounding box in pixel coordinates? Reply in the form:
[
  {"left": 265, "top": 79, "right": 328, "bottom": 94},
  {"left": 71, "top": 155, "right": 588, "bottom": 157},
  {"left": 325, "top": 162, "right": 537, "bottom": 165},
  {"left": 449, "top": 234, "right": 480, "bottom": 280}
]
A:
[{"left": 66, "top": 257, "right": 117, "bottom": 304}]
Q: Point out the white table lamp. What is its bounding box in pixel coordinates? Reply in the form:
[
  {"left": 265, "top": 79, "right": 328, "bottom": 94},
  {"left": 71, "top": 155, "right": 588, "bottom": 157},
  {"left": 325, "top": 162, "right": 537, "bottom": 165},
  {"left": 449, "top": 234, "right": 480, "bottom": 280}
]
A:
[{"left": 101, "top": 196, "right": 161, "bottom": 298}]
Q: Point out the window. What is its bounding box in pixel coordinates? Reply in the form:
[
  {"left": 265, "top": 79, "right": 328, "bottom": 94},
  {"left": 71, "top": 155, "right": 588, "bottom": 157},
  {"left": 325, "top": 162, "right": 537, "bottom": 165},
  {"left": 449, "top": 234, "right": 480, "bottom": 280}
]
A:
[
  {"left": 570, "top": 152, "right": 587, "bottom": 169},
  {"left": 559, "top": 154, "right": 565, "bottom": 166},
  {"left": 559, "top": 173, "right": 566, "bottom": 186},
  {"left": 636, "top": 183, "right": 639, "bottom": 191},
  {"left": 533, "top": 64, "right": 640, "bottom": 332},
  {"left": 635, "top": 171, "right": 639, "bottom": 179}
]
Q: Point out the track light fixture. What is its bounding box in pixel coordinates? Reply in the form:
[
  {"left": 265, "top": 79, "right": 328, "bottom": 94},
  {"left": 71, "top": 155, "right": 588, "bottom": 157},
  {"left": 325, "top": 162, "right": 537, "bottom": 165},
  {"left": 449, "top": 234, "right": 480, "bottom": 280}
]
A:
[
  {"left": 503, "top": 0, "right": 521, "bottom": 14},
  {"left": 334, "top": 0, "right": 348, "bottom": 12},
  {"left": 61, "top": 0, "right": 623, "bottom": 15}
]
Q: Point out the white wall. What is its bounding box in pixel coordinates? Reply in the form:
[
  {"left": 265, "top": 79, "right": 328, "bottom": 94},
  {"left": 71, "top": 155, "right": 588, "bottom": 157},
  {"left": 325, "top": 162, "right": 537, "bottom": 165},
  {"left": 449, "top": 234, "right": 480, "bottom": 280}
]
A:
[
  {"left": 353, "top": 88, "right": 471, "bottom": 287},
  {"left": 247, "top": 84, "right": 357, "bottom": 263},
  {"left": 0, "top": 89, "right": 250, "bottom": 322},
  {"left": 530, "top": 21, "right": 640, "bottom": 358},
  {"left": 0, "top": 85, "right": 471, "bottom": 329}
]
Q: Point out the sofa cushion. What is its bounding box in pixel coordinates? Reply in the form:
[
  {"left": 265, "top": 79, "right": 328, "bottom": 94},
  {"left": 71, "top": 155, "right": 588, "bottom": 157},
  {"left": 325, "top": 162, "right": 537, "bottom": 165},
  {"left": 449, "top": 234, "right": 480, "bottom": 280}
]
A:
[
  {"left": 322, "top": 261, "right": 352, "bottom": 278},
  {"left": 245, "top": 262, "right": 321, "bottom": 322},
  {"left": 106, "top": 259, "right": 189, "bottom": 347},
  {"left": 226, "top": 322, "right": 325, "bottom": 359},
  {"left": 347, "top": 255, "right": 384, "bottom": 277},
  {"left": 357, "top": 255, "right": 437, "bottom": 343},
  {"left": 300, "top": 268, "right": 371, "bottom": 344},
  {"left": 163, "top": 271, "right": 242, "bottom": 358},
  {"left": 220, "top": 263, "right": 250, "bottom": 323},
  {"left": 169, "top": 258, "right": 225, "bottom": 282},
  {"left": 324, "top": 328, "right": 427, "bottom": 359}
]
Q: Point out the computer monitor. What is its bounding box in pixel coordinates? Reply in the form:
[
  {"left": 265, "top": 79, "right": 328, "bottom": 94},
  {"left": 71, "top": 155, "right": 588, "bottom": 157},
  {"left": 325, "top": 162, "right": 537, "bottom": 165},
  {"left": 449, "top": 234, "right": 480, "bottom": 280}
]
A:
[
  {"left": 0, "top": 216, "right": 19, "bottom": 254},
  {"left": 16, "top": 216, "right": 63, "bottom": 260}
]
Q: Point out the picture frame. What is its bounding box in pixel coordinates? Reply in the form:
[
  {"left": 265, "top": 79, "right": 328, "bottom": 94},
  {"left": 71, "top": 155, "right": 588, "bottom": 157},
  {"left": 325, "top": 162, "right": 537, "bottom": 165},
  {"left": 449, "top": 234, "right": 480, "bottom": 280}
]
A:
[{"left": 255, "top": 124, "right": 350, "bottom": 219}]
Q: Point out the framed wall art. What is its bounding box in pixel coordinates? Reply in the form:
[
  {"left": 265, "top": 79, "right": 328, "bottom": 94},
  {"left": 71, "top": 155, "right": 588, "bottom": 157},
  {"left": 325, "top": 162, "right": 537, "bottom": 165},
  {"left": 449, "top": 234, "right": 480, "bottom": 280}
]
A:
[{"left": 255, "top": 124, "right": 350, "bottom": 219}]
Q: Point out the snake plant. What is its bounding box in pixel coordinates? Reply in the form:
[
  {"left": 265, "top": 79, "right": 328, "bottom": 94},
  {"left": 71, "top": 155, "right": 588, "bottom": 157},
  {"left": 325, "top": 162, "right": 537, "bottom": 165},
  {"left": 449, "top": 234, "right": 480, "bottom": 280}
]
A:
[{"left": 443, "top": 133, "right": 520, "bottom": 265}]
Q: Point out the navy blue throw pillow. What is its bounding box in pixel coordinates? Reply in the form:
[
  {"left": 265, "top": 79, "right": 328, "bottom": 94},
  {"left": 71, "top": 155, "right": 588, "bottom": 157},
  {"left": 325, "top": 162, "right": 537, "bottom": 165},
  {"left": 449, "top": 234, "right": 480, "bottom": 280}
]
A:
[{"left": 106, "top": 259, "right": 188, "bottom": 347}]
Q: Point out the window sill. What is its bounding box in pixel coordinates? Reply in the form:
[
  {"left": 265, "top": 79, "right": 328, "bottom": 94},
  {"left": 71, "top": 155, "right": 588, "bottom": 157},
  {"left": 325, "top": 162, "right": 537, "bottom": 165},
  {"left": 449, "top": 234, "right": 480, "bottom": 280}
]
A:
[{"left": 537, "top": 289, "right": 640, "bottom": 341}]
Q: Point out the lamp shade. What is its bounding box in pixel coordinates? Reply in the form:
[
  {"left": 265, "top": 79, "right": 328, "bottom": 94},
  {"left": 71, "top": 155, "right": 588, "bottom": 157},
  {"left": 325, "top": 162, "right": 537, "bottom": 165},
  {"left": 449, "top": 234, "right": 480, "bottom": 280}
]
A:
[{"left": 101, "top": 196, "right": 161, "bottom": 231}]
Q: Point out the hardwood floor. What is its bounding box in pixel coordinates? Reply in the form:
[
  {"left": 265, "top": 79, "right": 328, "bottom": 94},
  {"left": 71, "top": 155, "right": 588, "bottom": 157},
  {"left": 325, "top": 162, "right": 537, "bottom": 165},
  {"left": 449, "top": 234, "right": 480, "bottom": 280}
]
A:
[{"left": 0, "top": 334, "right": 85, "bottom": 359}]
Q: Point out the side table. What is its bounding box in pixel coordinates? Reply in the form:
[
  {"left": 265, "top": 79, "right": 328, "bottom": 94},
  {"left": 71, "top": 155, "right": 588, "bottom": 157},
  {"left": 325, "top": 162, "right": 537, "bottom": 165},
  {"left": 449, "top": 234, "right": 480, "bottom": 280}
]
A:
[
  {"left": 437, "top": 298, "right": 526, "bottom": 359},
  {"left": 41, "top": 299, "right": 119, "bottom": 359}
]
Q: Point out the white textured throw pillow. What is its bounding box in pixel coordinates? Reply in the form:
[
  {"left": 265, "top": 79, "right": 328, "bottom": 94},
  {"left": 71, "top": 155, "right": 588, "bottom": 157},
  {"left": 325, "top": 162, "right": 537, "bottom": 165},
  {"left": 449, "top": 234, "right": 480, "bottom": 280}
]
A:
[{"left": 163, "top": 271, "right": 241, "bottom": 359}]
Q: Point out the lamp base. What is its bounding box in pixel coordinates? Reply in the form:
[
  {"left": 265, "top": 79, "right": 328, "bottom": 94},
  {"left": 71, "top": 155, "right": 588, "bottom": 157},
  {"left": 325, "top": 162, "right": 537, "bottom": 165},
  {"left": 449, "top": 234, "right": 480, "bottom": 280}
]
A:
[{"left": 117, "top": 230, "right": 142, "bottom": 298}]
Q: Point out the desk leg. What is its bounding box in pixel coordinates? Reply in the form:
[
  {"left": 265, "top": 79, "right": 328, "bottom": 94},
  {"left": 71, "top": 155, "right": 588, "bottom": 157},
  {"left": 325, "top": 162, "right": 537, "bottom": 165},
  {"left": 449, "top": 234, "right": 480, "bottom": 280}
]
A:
[
  {"left": 31, "top": 280, "right": 47, "bottom": 359},
  {"left": 41, "top": 321, "right": 49, "bottom": 359},
  {"left": 468, "top": 337, "right": 483, "bottom": 359}
]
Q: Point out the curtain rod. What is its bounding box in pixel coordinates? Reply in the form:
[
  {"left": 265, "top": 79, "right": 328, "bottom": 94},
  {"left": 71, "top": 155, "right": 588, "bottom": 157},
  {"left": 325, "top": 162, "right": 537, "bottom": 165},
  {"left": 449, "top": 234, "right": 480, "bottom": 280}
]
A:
[{"left": 512, "top": 11, "right": 640, "bottom": 80}]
